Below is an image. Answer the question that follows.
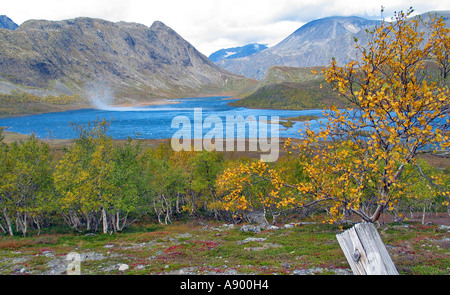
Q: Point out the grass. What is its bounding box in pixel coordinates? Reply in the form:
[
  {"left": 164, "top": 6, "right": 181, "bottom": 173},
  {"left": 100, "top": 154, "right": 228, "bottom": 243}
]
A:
[{"left": 0, "top": 216, "right": 448, "bottom": 275}]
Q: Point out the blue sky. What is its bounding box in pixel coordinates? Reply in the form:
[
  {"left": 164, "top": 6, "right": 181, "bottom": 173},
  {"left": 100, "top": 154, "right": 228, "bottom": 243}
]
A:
[{"left": 2, "top": 0, "right": 449, "bottom": 56}]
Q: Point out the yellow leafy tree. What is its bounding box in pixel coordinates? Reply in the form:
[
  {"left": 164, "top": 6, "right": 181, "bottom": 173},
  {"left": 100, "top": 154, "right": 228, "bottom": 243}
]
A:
[
  {"left": 297, "top": 9, "right": 450, "bottom": 223},
  {"left": 54, "top": 119, "right": 115, "bottom": 233},
  {"left": 216, "top": 9, "right": 449, "bottom": 224},
  {"left": 215, "top": 156, "right": 317, "bottom": 223}
]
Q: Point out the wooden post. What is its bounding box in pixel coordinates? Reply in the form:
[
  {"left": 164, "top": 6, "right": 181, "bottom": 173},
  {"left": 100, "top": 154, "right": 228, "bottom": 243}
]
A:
[{"left": 336, "top": 222, "right": 399, "bottom": 275}]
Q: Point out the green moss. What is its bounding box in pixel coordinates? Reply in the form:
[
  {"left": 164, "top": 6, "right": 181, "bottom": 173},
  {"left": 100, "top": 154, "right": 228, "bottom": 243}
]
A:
[{"left": 410, "top": 265, "right": 448, "bottom": 275}]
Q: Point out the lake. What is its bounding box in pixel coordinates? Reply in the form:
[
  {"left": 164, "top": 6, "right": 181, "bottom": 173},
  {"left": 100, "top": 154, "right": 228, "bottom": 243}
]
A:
[{"left": 0, "top": 96, "right": 328, "bottom": 140}]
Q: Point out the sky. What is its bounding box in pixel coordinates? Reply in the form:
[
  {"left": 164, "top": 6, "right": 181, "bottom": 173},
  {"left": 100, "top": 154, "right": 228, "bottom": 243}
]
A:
[{"left": 2, "top": 0, "right": 449, "bottom": 56}]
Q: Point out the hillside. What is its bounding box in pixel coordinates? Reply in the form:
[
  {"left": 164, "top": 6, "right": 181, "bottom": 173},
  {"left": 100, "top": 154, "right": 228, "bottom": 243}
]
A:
[
  {"left": 0, "top": 17, "right": 251, "bottom": 104},
  {"left": 229, "top": 65, "right": 349, "bottom": 110}
]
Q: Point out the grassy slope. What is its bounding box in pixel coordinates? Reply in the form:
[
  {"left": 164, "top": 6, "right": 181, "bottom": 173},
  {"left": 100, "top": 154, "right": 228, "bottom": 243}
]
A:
[{"left": 229, "top": 66, "right": 348, "bottom": 110}]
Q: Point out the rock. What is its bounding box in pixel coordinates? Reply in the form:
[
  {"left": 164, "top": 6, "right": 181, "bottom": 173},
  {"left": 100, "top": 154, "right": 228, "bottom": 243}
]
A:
[
  {"left": 42, "top": 250, "right": 54, "bottom": 257},
  {"left": 293, "top": 267, "right": 352, "bottom": 275},
  {"left": 118, "top": 264, "right": 129, "bottom": 272},
  {"left": 332, "top": 268, "right": 353, "bottom": 275},
  {"left": 240, "top": 225, "right": 262, "bottom": 233},
  {"left": 293, "top": 269, "right": 308, "bottom": 275},
  {"left": 265, "top": 225, "right": 280, "bottom": 231},
  {"left": 176, "top": 233, "right": 192, "bottom": 238},
  {"left": 222, "top": 224, "right": 235, "bottom": 228},
  {"left": 81, "top": 252, "right": 106, "bottom": 261},
  {"left": 284, "top": 224, "right": 295, "bottom": 229},
  {"left": 238, "top": 237, "right": 267, "bottom": 245},
  {"left": 293, "top": 267, "right": 324, "bottom": 275},
  {"left": 246, "top": 210, "right": 268, "bottom": 226},
  {"left": 246, "top": 243, "right": 283, "bottom": 252},
  {"left": 224, "top": 269, "right": 238, "bottom": 275},
  {"left": 46, "top": 258, "right": 69, "bottom": 275},
  {"left": 438, "top": 225, "right": 450, "bottom": 231}
]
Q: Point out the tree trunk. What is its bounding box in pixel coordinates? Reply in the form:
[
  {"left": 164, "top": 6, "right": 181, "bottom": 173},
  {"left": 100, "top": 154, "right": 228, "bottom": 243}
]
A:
[
  {"left": 3, "top": 208, "right": 13, "bottom": 236},
  {"left": 101, "top": 207, "right": 108, "bottom": 234},
  {"left": 16, "top": 212, "right": 27, "bottom": 236},
  {"left": 115, "top": 211, "right": 127, "bottom": 231},
  {"left": 32, "top": 216, "right": 41, "bottom": 236},
  {"left": 85, "top": 213, "right": 91, "bottom": 231},
  {"left": 0, "top": 220, "right": 6, "bottom": 234},
  {"left": 422, "top": 205, "right": 426, "bottom": 225}
]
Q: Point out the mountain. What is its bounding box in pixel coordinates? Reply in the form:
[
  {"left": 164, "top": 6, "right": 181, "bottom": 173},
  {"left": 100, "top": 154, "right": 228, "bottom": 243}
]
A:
[
  {"left": 0, "top": 17, "right": 250, "bottom": 102},
  {"left": 229, "top": 11, "right": 450, "bottom": 110},
  {"left": 0, "top": 15, "right": 18, "bottom": 30},
  {"left": 215, "top": 16, "right": 380, "bottom": 79},
  {"left": 209, "top": 43, "right": 268, "bottom": 62},
  {"left": 216, "top": 11, "right": 450, "bottom": 80}
]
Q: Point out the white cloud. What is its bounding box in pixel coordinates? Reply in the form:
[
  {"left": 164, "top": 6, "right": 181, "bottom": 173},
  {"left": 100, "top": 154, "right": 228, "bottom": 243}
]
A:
[{"left": 2, "top": 0, "right": 449, "bottom": 56}]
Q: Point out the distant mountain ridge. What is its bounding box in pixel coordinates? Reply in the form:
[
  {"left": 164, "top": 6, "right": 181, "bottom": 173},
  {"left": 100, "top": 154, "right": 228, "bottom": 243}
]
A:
[
  {"left": 215, "top": 11, "right": 450, "bottom": 79},
  {"left": 209, "top": 43, "right": 268, "bottom": 62},
  {"left": 0, "top": 17, "right": 249, "bottom": 101},
  {"left": 0, "top": 15, "right": 18, "bottom": 30},
  {"left": 215, "top": 16, "right": 380, "bottom": 79}
]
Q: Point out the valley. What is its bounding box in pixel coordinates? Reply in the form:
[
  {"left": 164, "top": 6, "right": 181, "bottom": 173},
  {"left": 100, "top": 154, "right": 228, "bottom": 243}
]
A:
[{"left": 0, "top": 7, "right": 449, "bottom": 280}]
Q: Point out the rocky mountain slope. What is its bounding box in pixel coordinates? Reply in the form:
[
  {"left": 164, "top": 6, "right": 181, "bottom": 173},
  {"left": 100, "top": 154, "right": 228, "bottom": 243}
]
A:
[
  {"left": 0, "top": 17, "right": 249, "bottom": 101},
  {"left": 209, "top": 43, "right": 268, "bottom": 62},
  {"left": 0, "top": 15, "right": 18, "bottom": 30},
  {"left": 215, "top": 16, "right": 379, "bottom": 79},
  {"left": 215, "top": 11, "right": 450, "bottom": 80}
]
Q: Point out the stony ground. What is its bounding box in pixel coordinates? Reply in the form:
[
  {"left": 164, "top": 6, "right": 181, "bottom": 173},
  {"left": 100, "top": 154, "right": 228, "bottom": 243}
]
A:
[{"left": 0, "top": 216, "right": 449, "bottom": 275}]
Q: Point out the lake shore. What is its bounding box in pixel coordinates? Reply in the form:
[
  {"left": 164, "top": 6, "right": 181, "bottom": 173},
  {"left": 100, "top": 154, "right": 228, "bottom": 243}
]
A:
[
  {"left": 0, "top": 97, "right": 182, "bottom": 119},
  {"left": 111, "top": 98, "right": 181, "bottom": 108},
  {"left": 2, "top": 128, "right": 449, "bottom": 169}
]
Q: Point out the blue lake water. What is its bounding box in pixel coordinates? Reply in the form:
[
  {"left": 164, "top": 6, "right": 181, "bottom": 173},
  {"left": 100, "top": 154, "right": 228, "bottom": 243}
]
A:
[{"left": 0, "top": 96, "right": 329, "bottom": 140}]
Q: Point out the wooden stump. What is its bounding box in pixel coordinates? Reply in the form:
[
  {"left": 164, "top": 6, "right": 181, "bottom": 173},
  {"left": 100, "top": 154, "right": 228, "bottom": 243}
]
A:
[{"left": 336, "top": 222, "right": 399, "bottom": 275}]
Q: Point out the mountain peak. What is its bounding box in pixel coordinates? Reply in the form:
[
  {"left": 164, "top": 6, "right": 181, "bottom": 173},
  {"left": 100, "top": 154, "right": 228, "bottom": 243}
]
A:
[
  {"left": 214, "top": 15, "right": 381, "bottom": 79},
  {"left": 277, "top": 16, "right": 380, "bottom": 49},
  {"left": 209, "top": 43, "right": 268, "bottom": 62},
  {"left": 150, "top": 20, "right": 170, "bottom": 30}
]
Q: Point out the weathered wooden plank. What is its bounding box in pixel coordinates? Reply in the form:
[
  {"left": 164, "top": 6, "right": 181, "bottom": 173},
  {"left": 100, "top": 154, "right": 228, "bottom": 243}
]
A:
[
  {"left": 355, "top": 222, "right": 398, "bottom": 275},
  {"left": 336, "top": 228, "right": 366, "bottom": 274},
  {"left": 336, "top": 222, "right": 399, "bottom": 275}
]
